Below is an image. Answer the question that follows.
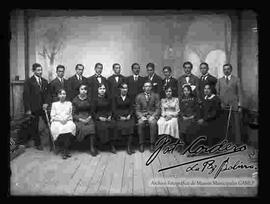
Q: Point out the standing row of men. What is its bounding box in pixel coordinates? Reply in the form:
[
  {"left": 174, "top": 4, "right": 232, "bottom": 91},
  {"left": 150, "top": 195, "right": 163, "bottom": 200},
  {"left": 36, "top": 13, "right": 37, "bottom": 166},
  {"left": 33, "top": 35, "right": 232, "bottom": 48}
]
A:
[{"left": 23, "top": 61, "right": 242, "bottom": 150}]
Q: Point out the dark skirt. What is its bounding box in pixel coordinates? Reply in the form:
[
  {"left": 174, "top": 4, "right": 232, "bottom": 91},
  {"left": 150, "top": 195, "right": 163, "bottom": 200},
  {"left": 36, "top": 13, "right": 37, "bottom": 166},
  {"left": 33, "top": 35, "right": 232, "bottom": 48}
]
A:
[
  {"left": 75, "top": 119, "right": 95, "bottom": 142},
  {"left": 115, "top": 118, "right": 135, "bottom": 135},
  {"left": 95, "top": 120, "right": 118, "bottom": 144},
  {"left": 198, "top": 117, "right": 224, "bottom": 146},
  {"left": 179, "top": 118, "right": 199, "bottom": 135}
]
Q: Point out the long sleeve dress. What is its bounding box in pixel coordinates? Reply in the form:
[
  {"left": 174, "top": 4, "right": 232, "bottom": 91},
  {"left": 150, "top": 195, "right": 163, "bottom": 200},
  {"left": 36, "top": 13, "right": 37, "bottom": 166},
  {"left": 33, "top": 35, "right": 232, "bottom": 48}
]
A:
[
  {"left": 113, "top": 95, "right": 135, "bottom": 136},
  {"left": 179, "top": 95, "right": 200, "bottom": 135},
  {"left": 92, "top": 95, "right": 117, "bottom": 144},
  {"left": 198, "top": 94, "right": 222, "bottom": 145},
  {"left": 157, "top": 97, "right": 180, "bottom": 138},
  {"left": 72, "top": 96, "right": 95, "bottom": 142},
  {"left": 50, "top": 101, "right": 76, "bottom": 141}
]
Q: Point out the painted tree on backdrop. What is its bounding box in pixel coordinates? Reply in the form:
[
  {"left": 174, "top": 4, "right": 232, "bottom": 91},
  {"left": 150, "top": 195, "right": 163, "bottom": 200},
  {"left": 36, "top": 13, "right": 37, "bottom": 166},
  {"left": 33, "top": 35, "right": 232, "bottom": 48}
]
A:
[{"left": 37, "top": 20, "right": 69, "bottom": 81}]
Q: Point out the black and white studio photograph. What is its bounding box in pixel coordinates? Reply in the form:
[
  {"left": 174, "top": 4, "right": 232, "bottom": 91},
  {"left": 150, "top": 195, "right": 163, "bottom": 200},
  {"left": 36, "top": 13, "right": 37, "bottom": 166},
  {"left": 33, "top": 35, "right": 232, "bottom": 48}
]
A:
[{"left": 9, "top": 9, "right": 258, "bottom": 196}]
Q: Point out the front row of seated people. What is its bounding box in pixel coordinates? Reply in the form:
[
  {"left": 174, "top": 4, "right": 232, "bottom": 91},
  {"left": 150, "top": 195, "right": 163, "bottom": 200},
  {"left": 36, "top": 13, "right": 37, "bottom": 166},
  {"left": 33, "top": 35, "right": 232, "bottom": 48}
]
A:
[{"left": 50, "top": 80, "right": 221, "bottom": 159}]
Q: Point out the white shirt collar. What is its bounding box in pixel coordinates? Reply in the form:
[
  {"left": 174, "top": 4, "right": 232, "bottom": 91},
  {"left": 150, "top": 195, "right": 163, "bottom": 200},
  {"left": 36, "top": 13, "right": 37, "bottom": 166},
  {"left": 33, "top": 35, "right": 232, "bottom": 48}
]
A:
[
  {"left": 225, "top": 74, "right": 232, "bottom": 80},
  {"left": 149, "top": 73, "right": 155, "bottom": 81},
  {"left": 121, "top": 95, "right": 126, "bottom": 100},
  {"left": 205, "top": 94, "right": 215, "bottom": 100},
  {"left": 34, "top": 75, "right": 40, "bottom": 82},
  {"left": 202, "top": 73, "right": 209, "bottom": 77},
  {"left": 76, "top": 74, "right": 82, "bottom": 80},
  {"left": 57, "top": 77, "right": 63, "bottom": 82}
]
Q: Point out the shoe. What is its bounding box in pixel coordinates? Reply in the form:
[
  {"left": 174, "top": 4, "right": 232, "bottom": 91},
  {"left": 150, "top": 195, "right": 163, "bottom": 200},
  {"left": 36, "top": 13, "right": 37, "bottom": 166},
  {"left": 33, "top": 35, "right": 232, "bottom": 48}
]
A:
[
  {"left": 90, "top": 148, "right": 98, "bottom": 157},
  {"left": 139, "top": 144, "right": 144, "bottom": 153},
  {"left": 36, "top": 145, "right": 43, "bottom": 151},
  {"left": 111, "top": 145, "right": 117, "bottom": 154},
  {"left": 65, "top": 151, "right": 72, "bottom": 158},
  {"left": 127, "top": 146, "right": 135, "bottom": 155}
]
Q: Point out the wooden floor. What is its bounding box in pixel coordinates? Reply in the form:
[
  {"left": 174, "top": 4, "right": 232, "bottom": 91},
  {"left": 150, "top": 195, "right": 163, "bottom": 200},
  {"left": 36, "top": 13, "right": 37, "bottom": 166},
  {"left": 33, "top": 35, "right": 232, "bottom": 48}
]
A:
[{"left": 10, "top": 145, "right": 258, "bottom": 196}]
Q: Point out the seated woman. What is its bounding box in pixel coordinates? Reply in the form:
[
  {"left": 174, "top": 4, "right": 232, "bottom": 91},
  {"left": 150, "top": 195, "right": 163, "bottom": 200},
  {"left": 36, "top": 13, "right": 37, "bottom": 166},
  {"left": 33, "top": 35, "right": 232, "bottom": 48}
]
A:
[
  {"left": 50, "top": 89, "right": 76, "bottom": 159},
  {"left": 197, "top": 83, "right": 222, "bottom": 147},
  {"left": 92, "top": 83, "right": 118, "bottom": 154},
  {"left": 179, "top": 84, "right": 200, "bottom": 152},
  {"left": 157, "top": 86, "right": 180, "bottom": 140},
  {"left": 113, "top": 83, "right": 135, "bottom": 155},
  {"left": 72, "top": 83, "right": 97, "bottom": 156}
]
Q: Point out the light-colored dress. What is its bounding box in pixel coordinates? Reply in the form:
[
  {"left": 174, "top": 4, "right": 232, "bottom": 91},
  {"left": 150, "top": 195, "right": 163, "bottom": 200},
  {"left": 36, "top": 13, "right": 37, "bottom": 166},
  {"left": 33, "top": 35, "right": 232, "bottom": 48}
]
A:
[
  {"left": 157, "top": 97, "right": 180, "bottom": 138},
  {"left": 50, "top": 101, "right": 76, "bottom": 141}
]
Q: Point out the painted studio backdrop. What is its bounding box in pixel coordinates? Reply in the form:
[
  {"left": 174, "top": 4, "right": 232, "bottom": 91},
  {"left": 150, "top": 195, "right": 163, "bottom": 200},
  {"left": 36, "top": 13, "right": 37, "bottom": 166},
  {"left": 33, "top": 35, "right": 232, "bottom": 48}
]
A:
[{"left": 28, "top": 14, "right": 232, "bottom": 80}]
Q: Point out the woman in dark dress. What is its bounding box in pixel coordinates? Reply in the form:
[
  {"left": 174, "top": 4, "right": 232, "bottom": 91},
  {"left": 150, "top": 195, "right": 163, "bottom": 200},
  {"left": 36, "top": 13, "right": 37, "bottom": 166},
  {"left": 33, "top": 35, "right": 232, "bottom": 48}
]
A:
[
  {"left": 113, "top": 83, "right": 135, "bottom": 155},
  {"left": 197, "top": 83, "right": 222, "bottom": 147},
  {"left": 72, "top": 83, "right": 97, "bottom": 156},
  {"left": 179, "top": 84, "right": 200, "bottom": 151},
  {"left": 92, "top": 83, "right": 117, "bottom": 154}
]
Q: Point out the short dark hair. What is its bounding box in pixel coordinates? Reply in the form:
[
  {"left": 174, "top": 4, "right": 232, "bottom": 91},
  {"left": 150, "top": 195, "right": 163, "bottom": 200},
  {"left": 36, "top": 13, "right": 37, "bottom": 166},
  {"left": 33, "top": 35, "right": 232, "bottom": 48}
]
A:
[
  {"left": 32, "top": 63, "right": 42, "bottom": 71},
  {"left": 200, "top": 62, "right": 209, "bottom": 68},
  {"left": 112, "top": 63, "right": 120, "bottom": 69},
  {"left": 223, "top": 63, "right": 233, "bottom": 70},
  {"left": 56, "top": 65, "right": 65, "bottom": 71},
  {"left": 183, "top": 61, "right": 193, "bottom": 69},
  {"left": 143, "top": 80, "right": 152, "bottom": 86},
  {"left": 164, "top": 86, "right": 172, "bottom": 92},
  {"left": 118, "top": 82, "right": 128, "bottom": 89},
  {"left": 95, "top": 63, "right": 103, "bottom": 69},
  {"left": 146, "top": 63, "right": 155, "bottom": 70},
  {"left": 163, "top": 66, "right": 172, "bottom": 72},
  {"left": 75, "top": 64, "right": 84, "bottom": 70},
  {"left": 98, "top": 83, "right": 106, "bottom": 89},
  {"left": 57, "top": 88, "right": 66, "bottom": 95},
  {"left": 131, "top": 63, "right": 140, "bottom": 69}
]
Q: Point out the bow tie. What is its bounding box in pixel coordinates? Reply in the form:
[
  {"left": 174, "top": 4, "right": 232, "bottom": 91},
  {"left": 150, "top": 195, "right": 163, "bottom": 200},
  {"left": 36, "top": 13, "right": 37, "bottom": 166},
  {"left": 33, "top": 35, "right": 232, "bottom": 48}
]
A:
[{"left": 184, "top": 74, "right": 191, "bottom": 77}]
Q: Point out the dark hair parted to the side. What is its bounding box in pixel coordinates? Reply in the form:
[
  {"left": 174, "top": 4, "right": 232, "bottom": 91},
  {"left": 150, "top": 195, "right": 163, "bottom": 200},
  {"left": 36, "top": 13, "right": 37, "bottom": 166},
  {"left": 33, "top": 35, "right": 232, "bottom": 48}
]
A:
[
  {"left": 118, "top": 82, "right": 128, "bottom": 89},
  {"left": 164, "top": 86, "right": 173, "bottom": 92},
  {"left": 200, "top": 62, "right": 209, "bottom": 68},
  {"left": 131, "top": 63, "right": 140, "bottom": 69},
  {"left": 223, "top": 63, "right": 233, "bottom": 70},
  {"left": 95, "top": 63, "right": 103, "bottom": 68},
  {"left": 75, "top": 64, "right": 84, "bottom": 70},
  {"left": 204, "top": 82, "right": 215, "bottom": 94},
  {"left": 146, "top": 63, "right": 155, "bottom": 70},
  {"left": 77, "top": 83, "right": 88, "bottom": 91},
  {"left": 182, "top": 84, "right": 195, "bottom": 97},
  {"left": 143, "top": 80, "right": 153, "bottom": 86},
  {"left": 97, "top": 83, "right": 106, "bottom": 89},
  {"left": 112, "top": 63, "right": 120, "bottom": 69},
  {"left": 57, "top": 88, "right": 66, "bottom": 95},
  {"left": 183, "top": 61, "right": 193, "bottom": 68},
  {"left": 32, "top": 63, "right": 42, "bottom": 71},
  {"left": 163, "top": 66, "right": 172, "bottom": 72},
  {"left": 56, "top": 64, "right": 65, "bottom": 71}
]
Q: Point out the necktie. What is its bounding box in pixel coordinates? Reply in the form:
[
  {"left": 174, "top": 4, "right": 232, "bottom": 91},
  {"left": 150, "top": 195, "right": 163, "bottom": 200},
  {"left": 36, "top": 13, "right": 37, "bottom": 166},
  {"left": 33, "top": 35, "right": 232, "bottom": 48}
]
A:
[
  {"left": 79, "top": 76, "right": 82, "bottom": 81},
  {"left": 226, "top": 76, "right": 229, "bottom": 84},
  {"left": 134, "top": 76, "right": 138, "bottom": 81},
  {"left": 115, "top": 76, "right": 119, "bottom": 83},
  {"left": 38, "top": 77, "right": 42, "bottom": 88}
]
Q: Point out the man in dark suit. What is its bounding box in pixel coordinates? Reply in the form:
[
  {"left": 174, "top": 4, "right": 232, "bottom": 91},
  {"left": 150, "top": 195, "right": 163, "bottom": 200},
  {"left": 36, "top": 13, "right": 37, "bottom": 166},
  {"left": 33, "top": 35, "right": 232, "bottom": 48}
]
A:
[
  {"left": 145, "top": 63, "right": 163, "bottom": 97},
  {"left": 216, "top": 63, "right": 243, "bottom": 144},
  {"left": 177, "top": 61, "right": 200, "bottom": 100},
  {"left": 126, "top": 63, "right": 145, "bottom": 105},
  {"left": 198, "top": 62, "right": 217, "bottom": 102},
  {"left": 87, "top": 63, "right": 108, "bottom": 99},
  {"left": 161, "top": 66, "right": 178, "bottom": 99},
  {"left": 67, "top": 64, "right": 88, "bottom": 102},
  {"left": 107, "top": 63, "right": 126, "bottom": 98},
  {"left": 135, "top": 81, "right": 160, "bottom": 152},
  {"left": 47, "top": 65, "right": 69, "bottom": 104},
  {"left": 23, "top": 63, "right": 49, "bottom": 150}
]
